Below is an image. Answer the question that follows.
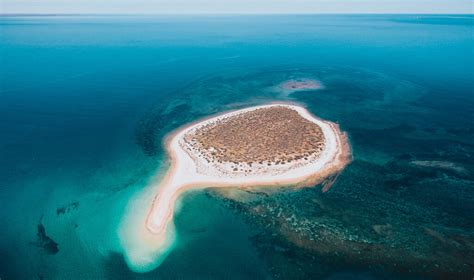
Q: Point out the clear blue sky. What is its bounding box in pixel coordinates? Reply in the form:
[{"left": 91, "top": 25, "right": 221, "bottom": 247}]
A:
[{"left": 1, "top": 0, "right": 473, "bottom": 14}]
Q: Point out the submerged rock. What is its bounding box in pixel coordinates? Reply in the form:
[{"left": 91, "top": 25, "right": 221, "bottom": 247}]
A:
[
  {"left": 56, "top": 201, "right": 79, "bottom": 216},
  {"left": 30, "top": 217, "right": 59, "bottom": 255}
]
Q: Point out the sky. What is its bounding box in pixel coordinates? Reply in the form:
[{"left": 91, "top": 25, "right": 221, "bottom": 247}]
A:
[{"left": 1, "top": 0, "right": 473, "bottom": 14}]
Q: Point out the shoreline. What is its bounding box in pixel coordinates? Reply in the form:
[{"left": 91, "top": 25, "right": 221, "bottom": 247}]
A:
[
  {"left": 118, "top": 102, "right": 352, "bottom": 272},
  {"left": 145, "top": 102, "right": 351, "bottom": 238}
]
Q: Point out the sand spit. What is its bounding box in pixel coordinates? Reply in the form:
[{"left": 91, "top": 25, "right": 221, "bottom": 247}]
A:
[{"left": 121, "top": 103, "right": 351, "bottom": 271}]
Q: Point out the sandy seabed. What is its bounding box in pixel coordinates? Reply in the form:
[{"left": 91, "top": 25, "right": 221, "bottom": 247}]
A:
[{"left": 119, "top": 103, "right": 351, "bottom": 272}]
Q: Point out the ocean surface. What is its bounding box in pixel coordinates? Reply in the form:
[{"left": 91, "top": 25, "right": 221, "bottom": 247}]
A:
[{"left": 0, "top": 15, "right": 473, "bottom": 279}]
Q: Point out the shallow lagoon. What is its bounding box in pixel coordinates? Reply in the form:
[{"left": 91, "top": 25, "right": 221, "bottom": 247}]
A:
[{"left": 0, "top": 15, "right": 473, "bottom": 279}]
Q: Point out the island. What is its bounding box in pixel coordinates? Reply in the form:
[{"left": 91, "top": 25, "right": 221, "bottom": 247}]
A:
[
  {"left": 145, "top": 103, "right": 351, "bottom": 247},
  {"left": 119, "top": 103, "right": 351, "bottom": 272}
]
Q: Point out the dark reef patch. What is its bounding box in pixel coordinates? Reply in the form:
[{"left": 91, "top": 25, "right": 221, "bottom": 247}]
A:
[
  {"left": 30, "top": 217, "right": 59, "bottom": 255},
  {"left": 56, "top": 201, "right": 79, "bottom": 216},
  {"left": 210, "top": 157, "right": 474, "bottom": 279}
]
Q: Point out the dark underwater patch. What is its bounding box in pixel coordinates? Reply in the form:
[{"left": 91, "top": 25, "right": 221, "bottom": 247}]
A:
[
  {"left": 135, "top": 103, "right": 193, "bottom": 156},
  {"left": 56, "top": 201, "right": 79, "bottom": 216},
  {"left": 212, "top": 157, "right": 474, "bottom": 279},
  {"left": 30, "top": 217, "right": 59, "bottom": 255}
]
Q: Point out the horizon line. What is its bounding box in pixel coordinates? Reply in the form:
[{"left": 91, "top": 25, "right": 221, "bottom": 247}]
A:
[{"left": 1, "top": 12, "right": 473, "bottom": 16}]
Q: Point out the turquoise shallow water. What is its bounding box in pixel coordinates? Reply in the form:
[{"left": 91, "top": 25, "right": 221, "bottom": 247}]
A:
[{"left": 0, "top": 15, "right": 473, "bottom": 279}]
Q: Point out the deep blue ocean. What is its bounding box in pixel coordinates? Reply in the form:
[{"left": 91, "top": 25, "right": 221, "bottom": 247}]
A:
[{"left": 0, "top": 15, "right": 473, "bottom": 279}]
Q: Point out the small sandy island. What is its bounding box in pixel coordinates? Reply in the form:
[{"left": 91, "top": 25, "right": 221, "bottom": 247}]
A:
[
  {"left": 145, "top": 103, "right": 351, "bottom": 245},
  {"left": 119, "top": 103, "right": 350, "bottom": 272}
]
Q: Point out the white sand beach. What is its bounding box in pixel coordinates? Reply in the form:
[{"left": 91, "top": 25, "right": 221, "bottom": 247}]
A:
[{"left": 119, "top": 103, "right": 351, "bottom": 272}]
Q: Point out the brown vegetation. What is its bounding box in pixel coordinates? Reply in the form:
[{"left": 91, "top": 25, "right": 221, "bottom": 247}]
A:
[{"left": 184, "top": 106, "right": 325, "bottom": 165}]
